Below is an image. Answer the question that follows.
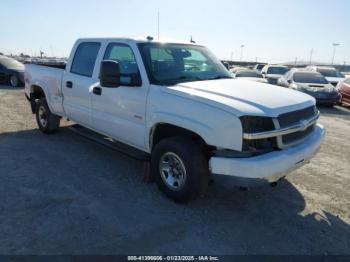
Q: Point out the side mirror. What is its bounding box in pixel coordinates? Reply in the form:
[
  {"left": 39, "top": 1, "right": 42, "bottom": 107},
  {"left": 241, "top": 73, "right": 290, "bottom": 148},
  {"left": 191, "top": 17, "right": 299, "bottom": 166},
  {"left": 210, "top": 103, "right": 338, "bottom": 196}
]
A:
[{"left": 100, "top": 60, "right": 120, "bottom": 87}]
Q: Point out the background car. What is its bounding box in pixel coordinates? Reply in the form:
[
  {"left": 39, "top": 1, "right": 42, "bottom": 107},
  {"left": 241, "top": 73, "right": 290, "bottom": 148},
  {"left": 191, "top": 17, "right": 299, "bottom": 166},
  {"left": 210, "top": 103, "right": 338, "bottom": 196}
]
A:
[
  {"left": 0, "top": 56, "right": 25, "bottom": 87},
  {"left": 261, "top": 65, "right": 289, "bottom": 85},
  {"left": 253, "top": 63, "right": 266, "bottom": 72},
  {"left": 306, "top": 66, "right": 345, "bottom": 87},
  {"left": 278, "top": 69, "right": 340, "bottom": 106},
  {"left": 343, "top": 72, "right": 350, "bottom": 78},
  {"left": 229, "top": 66, "right": 247, "bottom": 74},
  {"left": 233, "top": 69, "right": 268, "bottom": 83},
  {"left": 336, "top": 78, "right": 350, "bottom": 106}
]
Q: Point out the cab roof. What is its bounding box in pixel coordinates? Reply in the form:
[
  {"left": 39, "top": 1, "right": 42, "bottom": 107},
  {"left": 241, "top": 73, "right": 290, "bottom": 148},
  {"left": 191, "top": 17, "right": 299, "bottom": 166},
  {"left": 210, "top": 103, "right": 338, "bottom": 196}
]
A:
[{"left": 76, "top": 36, "right": 199, "bottom": 46}]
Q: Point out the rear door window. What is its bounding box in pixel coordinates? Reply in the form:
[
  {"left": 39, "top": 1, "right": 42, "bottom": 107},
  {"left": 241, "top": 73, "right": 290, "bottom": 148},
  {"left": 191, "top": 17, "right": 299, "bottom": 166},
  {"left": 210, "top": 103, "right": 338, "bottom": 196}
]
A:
[{"left": 71, "top": 42, "right": 101, "bottom": 77}]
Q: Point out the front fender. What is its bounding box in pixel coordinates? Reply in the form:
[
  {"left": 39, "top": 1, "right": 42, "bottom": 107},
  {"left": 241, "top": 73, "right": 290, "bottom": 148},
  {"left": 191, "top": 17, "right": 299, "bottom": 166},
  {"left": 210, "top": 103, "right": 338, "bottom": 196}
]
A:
[{"left": 146, "top": 93, "right": 243, "bottom": 151}]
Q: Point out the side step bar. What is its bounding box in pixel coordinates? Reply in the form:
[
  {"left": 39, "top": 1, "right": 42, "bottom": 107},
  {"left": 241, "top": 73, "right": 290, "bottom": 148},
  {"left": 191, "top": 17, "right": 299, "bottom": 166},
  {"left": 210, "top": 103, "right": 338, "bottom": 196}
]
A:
[{"left": 69, "top": 124, "right": 150, "bottom": 161}]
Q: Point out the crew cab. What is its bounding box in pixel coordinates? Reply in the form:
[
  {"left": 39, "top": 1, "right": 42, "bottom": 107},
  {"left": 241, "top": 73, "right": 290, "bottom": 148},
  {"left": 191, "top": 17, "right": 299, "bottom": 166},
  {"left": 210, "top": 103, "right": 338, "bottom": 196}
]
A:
[{"left": 25, "top": 37, "right": 325, "bottom": 202}]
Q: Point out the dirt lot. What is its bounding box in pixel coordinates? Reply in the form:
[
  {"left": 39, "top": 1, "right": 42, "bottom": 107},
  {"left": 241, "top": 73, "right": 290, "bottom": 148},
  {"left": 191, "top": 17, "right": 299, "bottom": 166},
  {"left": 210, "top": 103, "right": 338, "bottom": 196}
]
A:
[{"left": 0, "top": 85, "right": 349, "bottom": 255}]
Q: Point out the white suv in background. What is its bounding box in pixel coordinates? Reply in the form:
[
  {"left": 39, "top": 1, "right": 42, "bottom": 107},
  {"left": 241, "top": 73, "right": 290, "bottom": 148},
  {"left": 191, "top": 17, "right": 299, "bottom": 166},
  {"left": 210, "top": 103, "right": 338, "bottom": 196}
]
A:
[
  {"left": 306, "top": 66, "right": 345, "bottom": 87},
  {"left": 261, "top": 65, "right": 289, "bottom": 85}
]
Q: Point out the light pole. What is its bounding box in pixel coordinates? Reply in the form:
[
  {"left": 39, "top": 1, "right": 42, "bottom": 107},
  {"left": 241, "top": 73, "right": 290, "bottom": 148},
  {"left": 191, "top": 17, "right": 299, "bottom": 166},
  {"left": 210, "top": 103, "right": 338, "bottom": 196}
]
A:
[
  {"left": 240, "top": 44, "right": 245, "bottom": 62},
  {"left": 309, "top": 48, "right": 313, "bottom": 65},
  {"left": 331, "top": 43, "right": 340, "bottom": 65}
]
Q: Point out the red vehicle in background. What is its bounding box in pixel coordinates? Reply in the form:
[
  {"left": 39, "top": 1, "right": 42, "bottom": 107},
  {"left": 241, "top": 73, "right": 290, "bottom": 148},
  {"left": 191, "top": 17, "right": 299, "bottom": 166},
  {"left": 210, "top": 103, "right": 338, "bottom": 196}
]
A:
[{"left": 337, "top": 78, "right": 350, "bottom": 107}]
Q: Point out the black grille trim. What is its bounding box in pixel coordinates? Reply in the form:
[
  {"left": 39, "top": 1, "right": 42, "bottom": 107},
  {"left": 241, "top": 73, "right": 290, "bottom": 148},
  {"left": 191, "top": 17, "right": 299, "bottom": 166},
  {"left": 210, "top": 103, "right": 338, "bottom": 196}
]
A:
[
  {"left": 278, "top": 106, "right": 316, "bottom": 128},
  {"left": 282, "top": 125, "right": 315, "bottom": 145}
]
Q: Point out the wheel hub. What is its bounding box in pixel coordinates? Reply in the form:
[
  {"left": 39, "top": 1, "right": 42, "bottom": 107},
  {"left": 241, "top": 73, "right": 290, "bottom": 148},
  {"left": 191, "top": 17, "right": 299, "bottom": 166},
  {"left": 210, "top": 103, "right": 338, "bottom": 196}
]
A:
[
  {"left": 38, "top": 106, "right": 47, "bottom": 127},
  {"left": 10, "top": 76, "right": 18, "bottom": 87},
  {"left": 159, "top": 152, "right": 187, "bottom": 191}
]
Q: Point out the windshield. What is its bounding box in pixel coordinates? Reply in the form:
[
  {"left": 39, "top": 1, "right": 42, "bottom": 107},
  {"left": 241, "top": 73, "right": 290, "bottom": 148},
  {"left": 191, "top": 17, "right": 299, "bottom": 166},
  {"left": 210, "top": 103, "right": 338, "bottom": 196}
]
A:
[
  {"left": 293, "top": 72, "right": 328, "bottom": 84},
  {"left": 317, "top": 68, "right": 345, "bottom": 78},
  {"left": 256, "top": 64, "right": 264, "bottom": 70},
  {"left": 267, "top": 66, "right": 289, "bottom": 75},
  {"left": 0, "top": 58, "right": 24, "bottom": 69},
  {"left": 138, "top": 43, "right": 232, "bottom": 85},
  {"left": 236, "top": 70, "right": 263, "bottom": 78}
]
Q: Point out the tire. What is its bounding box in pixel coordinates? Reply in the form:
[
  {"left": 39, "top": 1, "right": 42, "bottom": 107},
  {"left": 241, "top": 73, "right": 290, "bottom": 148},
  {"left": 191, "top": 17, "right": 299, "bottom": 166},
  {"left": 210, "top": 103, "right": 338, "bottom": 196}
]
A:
[
  {"left": 151, "top": 136, "right": 209, "bottom": 203},
  {"left": 35, "top": 98, "right": 60, "bottom": 134},
  {"left": 10, "top": 75, "right": 19, "bottom": 87}
]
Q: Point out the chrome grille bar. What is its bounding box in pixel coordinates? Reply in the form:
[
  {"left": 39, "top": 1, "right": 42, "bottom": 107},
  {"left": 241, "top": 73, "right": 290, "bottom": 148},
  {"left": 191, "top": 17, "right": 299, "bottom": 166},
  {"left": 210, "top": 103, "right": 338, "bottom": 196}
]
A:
[{"left": 243, "top": 111, "right": 319, "bottom": 140}]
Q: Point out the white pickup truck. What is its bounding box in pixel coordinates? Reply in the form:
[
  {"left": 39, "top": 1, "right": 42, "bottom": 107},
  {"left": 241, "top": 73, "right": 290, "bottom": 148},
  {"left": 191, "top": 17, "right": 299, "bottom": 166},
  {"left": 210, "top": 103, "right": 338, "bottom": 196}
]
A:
[{"left": 25, "top": 37, "right": 325, "bottom": 202}]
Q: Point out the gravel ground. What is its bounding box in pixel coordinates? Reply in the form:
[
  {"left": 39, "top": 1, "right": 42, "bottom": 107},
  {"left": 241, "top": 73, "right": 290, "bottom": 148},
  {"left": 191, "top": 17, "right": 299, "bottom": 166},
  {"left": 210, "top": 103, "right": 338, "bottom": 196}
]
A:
[{"left": 0, "top": 85, "right": 349, "bottom": 255}]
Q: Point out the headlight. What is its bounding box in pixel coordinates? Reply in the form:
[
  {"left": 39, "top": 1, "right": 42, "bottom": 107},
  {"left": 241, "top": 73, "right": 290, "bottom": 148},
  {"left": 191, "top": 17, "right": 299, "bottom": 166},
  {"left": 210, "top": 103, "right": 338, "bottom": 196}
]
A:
[
  {"left": 240, "top": 116, "right": 277, "bottom": 154},
  {"left": 240, "top": 116, "right": 275, "bottom": 133}
]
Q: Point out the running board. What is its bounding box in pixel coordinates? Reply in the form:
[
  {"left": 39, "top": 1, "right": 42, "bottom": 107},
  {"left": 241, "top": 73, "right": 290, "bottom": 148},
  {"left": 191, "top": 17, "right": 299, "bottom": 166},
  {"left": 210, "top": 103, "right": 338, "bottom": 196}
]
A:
[{"left": 69, "top": 124, "right": 150, "bottom": 161}]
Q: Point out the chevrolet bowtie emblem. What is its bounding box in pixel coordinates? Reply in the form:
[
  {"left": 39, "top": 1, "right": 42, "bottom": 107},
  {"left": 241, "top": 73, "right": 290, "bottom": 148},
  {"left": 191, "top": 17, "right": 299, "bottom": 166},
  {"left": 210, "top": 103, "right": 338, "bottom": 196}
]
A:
[{"left": 300, "top": 119, "right": 309, "bottom": 130}]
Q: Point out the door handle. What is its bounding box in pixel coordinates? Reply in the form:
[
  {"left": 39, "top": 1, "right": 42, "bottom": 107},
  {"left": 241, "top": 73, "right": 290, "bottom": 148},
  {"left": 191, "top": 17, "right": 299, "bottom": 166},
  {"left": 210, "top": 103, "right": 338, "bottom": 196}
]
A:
[
  {"left": 93, "top": 86, "right": 102, "bottom": 95},
  {"left": 66, "top": 81, "right": 73, "bottom": 88}
]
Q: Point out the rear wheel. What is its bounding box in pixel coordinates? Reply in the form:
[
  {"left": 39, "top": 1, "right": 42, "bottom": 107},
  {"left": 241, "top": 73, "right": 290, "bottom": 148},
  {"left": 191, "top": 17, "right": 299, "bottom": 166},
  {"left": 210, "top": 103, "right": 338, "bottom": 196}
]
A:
[
  {"left": 151, "top": 137, "right": 209, "bottom": 203},
  {"left": 10, "top": 75, "right": 19, "bottom": 87},
  {"left": 35, "top": 98, "right": 60, "bottom": 133}
]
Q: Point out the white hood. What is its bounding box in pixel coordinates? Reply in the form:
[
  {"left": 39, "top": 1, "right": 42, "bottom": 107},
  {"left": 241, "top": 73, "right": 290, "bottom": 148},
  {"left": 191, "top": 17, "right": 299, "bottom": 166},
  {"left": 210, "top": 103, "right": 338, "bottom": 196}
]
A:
[{"left": 164, "top": 79, "right": 315, "bottom": 117}]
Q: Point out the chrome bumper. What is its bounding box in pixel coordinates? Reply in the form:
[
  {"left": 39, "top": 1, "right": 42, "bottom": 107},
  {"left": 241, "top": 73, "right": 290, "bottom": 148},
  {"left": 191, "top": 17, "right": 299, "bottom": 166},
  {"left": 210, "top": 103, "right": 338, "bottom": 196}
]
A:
[{"left": 209, "top": 124, "right": 325, "bottom": 186}]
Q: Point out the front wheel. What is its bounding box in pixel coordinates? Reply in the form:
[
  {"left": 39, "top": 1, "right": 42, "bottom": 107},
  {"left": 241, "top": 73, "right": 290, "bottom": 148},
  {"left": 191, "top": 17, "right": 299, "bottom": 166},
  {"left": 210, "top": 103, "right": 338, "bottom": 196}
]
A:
[
  {"left": 35, "top": 98, "right": 60, "bottom": 134},
  {"left": 151, "top": 137, "right": 209, "bottom": 203}
]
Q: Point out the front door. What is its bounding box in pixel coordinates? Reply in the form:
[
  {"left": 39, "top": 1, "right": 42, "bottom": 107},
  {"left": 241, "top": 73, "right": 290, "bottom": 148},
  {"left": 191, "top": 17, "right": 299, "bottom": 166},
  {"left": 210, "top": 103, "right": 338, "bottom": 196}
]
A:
[{"left": 91, "top": 42, "right": 148, "bottom": 150}]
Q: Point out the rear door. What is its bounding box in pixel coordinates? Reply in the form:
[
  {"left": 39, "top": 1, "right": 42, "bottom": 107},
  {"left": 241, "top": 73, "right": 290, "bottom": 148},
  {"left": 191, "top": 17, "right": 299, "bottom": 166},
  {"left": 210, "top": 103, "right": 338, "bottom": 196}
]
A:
[
  {"left": 62, "top": 41, "right": 101, "bottom": 127},
  {"left": 91, "top": 42, "right": 149, "bottom": 150}
]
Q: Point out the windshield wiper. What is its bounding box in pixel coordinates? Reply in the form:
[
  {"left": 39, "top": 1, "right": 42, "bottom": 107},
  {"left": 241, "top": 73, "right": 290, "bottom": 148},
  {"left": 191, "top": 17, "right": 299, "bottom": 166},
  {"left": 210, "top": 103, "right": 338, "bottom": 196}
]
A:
[{"left": 165, "top": 76, "right": 203, "bottom": 83}]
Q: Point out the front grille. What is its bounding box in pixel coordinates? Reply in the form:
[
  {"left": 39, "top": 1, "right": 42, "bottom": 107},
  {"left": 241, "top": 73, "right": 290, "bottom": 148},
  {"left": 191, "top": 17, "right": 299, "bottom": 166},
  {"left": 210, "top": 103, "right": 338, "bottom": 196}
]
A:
[
  {"left": 282, "top": 125, "right": 314, "bottom": 145},
  {"left": 268, "top": 78, "right": 278, "bottom": 85},
  {"left": 278, "top": 106, "right": 316, "bottom": 128},
  {"left": 276, "top": 105, "right": 317, "bottom": 148}
]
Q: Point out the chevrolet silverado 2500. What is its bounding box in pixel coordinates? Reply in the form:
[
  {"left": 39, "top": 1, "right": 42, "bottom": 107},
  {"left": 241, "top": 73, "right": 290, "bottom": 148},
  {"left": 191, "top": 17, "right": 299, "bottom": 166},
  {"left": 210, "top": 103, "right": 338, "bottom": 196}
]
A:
[{"left": 25, "top": 37, "right": 325, "bottom": 202}]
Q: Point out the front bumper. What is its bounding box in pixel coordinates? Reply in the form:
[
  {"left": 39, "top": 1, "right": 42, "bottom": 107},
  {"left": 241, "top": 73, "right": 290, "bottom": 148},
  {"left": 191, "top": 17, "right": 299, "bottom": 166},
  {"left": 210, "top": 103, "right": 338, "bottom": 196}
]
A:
[
  {"left": 209, "top": 124, "right": 325, "bottom": 187},
  {"left": 304, "top": 92, "right": 340, "bottom": 105},
  {"left": 267, "top": 78, "right": 279, "bottom": 85},
  {"left": 315, "top": 96, "right": 340, "bottom": 105}
]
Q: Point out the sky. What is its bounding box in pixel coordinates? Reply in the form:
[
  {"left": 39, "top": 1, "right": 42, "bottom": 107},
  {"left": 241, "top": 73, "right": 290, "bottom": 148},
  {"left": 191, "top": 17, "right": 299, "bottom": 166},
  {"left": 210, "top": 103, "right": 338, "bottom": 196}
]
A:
[{"left": 1, "top": 0, "right": 349, "bottom": 64}]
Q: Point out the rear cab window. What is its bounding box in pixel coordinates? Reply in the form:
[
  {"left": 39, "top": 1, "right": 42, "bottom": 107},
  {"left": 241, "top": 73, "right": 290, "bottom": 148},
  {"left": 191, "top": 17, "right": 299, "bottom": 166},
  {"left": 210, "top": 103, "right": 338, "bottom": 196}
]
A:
[{"left": 70, "top": 42, "right": 101, "bottom": 77}]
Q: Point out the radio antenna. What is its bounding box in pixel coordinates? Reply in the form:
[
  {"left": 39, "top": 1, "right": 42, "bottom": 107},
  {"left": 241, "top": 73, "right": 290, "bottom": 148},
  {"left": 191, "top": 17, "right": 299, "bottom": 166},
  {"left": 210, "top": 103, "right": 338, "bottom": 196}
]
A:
[{"left": 157, "top": 11, "right": 160, "bottom": 41}]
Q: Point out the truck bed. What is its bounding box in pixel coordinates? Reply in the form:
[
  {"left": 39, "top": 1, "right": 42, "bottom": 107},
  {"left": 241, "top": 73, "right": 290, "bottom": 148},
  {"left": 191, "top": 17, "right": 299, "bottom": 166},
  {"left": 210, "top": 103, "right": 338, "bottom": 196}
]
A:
[
  {"left": 28, "top": 62, "right": 66, "bottom": 70},
  {"left": 24, "top": 63, "right": 65, "bottom": 116}
]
